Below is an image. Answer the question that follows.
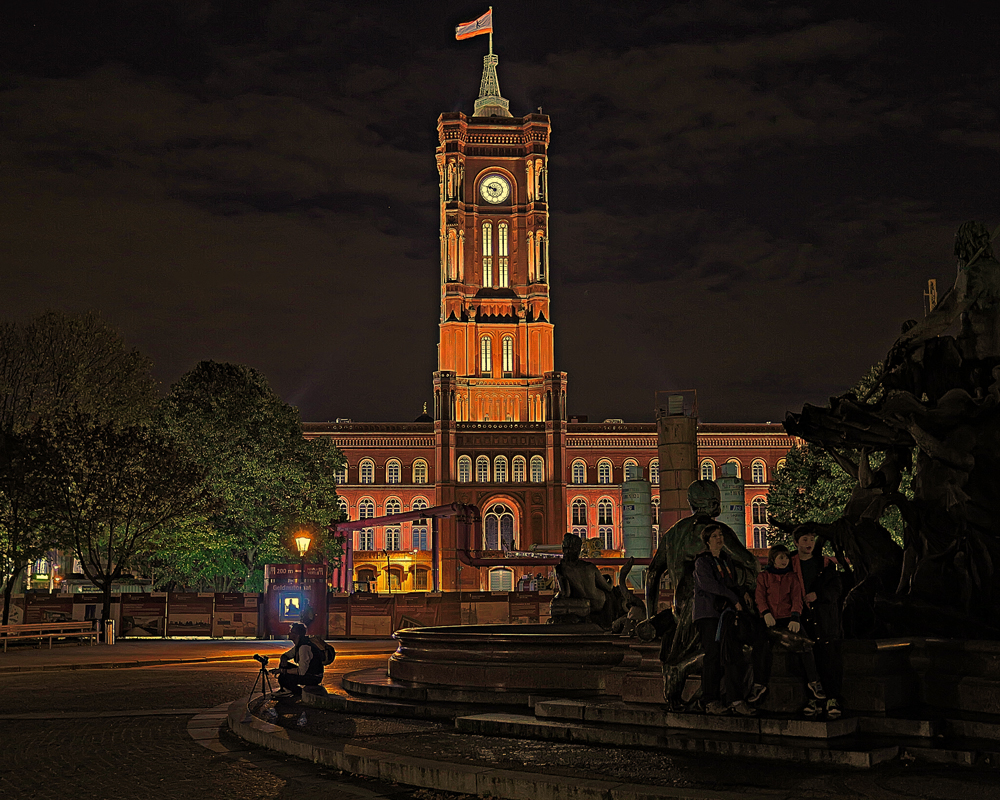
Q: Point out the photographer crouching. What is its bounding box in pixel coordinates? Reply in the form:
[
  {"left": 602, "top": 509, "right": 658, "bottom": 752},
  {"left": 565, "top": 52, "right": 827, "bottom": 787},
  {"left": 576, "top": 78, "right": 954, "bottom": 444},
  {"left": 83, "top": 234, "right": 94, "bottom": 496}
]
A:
[{"left": 273, "top": 623, "right": 324, "bottom": 696}]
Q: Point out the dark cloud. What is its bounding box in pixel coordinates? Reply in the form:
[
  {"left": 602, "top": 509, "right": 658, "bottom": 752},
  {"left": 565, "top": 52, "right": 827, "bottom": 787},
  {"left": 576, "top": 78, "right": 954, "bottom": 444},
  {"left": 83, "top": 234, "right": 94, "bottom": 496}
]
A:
[{"left": 0, "top": 0, "right": 996, "bottom": 424}]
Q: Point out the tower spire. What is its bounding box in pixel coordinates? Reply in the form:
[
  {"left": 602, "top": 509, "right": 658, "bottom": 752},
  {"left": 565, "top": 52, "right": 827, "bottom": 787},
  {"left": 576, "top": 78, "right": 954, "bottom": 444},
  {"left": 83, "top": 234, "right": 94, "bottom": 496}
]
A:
[{"left": 473, "top": 8, "right": 511, "bottom": 117}]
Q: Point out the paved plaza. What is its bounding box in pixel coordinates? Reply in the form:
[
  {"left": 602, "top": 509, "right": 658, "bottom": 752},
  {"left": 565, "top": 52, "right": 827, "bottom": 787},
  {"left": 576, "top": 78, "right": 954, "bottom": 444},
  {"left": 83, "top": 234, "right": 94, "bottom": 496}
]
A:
[{"left": 2, "top": 638, "right": 999, "bottom": 800}]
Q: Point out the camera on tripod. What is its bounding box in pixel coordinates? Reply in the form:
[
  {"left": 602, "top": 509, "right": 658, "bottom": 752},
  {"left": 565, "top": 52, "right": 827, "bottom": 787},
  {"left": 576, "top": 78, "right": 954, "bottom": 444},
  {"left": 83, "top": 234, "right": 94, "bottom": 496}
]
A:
[{"left": 253, "top": 653, "right": 269, "bottom": 666}]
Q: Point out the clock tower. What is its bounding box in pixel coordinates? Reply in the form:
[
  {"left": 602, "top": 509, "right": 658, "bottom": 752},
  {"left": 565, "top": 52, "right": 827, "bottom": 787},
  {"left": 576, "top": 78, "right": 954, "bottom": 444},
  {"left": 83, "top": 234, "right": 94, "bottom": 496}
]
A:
[{"left": 435, "top": 50, "right": 555, "bottom": 424}]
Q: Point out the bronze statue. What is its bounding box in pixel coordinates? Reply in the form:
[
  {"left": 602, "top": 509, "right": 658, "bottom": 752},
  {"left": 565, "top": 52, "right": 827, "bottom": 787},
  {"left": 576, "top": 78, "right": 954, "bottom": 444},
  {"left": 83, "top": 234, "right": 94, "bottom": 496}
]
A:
[
  {"left": 786, "top": 221, "right": 1000, "bottom": 638},
  {"left": 645, "top": 480, "right": 759, "bottom": 705},
  {"left": 549, "top": 533, "right": 620, "bottom": 628}
]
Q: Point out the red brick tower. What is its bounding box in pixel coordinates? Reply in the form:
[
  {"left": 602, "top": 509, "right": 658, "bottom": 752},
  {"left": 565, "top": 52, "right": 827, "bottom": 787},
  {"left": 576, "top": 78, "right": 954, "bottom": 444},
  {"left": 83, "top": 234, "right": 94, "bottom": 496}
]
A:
[{"left": 435, "top": 50, "right": 553, "bottom": 423}]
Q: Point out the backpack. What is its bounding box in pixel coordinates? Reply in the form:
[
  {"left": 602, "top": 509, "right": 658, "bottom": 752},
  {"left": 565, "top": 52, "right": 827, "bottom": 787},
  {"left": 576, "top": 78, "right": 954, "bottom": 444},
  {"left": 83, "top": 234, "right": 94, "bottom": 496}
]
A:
[{"left": 310, "top": 637, "right": 336, "bottom": 666}]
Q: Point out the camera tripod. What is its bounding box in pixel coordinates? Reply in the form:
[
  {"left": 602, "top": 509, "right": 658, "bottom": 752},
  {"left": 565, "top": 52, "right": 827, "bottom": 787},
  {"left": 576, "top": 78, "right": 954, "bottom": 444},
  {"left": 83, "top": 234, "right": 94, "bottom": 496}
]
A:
[{"left": 249, "top": 653, "right": 276, "bottom": 708}]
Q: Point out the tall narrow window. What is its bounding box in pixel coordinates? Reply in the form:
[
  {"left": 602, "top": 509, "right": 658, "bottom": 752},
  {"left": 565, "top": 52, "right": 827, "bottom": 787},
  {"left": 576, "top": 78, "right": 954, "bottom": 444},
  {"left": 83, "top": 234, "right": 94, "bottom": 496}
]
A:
[
  {"left": 360, "top": 460, "right": 375, "bottom": 484},
  {"left": 484, "top": 503, "right": 515, "bottom": 550},
  {"left": 385, "top": 498, "right": 401, "bottom": 515},
  {"left": 334, "top": 465, "right": 347, "bottom": 484},
  {"left": 752, "top": 496, "right": 768, "bottom": 525},
  {"left": 458, "top": 455, "right": 472, "bottom": 483},
  {"left": 385, "top": 527, "right": 401, "bottom": 550},
  {"left": 502, "top": 336, "right": 514, "bottom": 376},
  {"left": 359, "top": 499, "right": 375, "bottom": 551},
  {"left": 482, "top": 221, "right": 493, "bottom": 288},
  {"left": 598, "top": 499, "right": 613, "bottom": 526},
  {"left": 412, "top": 459, "right": 428, "bottom": 484},
  {"left": 700, "top": 460, "right": 715, "bottom": 481},
  {"left": 512, "top": 456, "right": 526, "bottom": 483},
  {"left": 480, "top": 336, "right": 492, "bottom": 375},
  {"left": 538, "top": 234, "right": 546, "bottom": 282},
  {"left": 530, "top": 456, "right": 544, "bottom": 483},
  {"left": 386, "top": 460, "right": 401, "bottom": 484},
  {"left": 498, "top": 222, "right": 509, "bottom": 287},
  {"left": 476, "top": 455, "right": 490, "bottom": 483},
  {"left": 572, "top": 498, "right": 588, "bottom": 526},
  {"left": 649, "top": 459, "right": 659, "bottom": 484},
  {"left": 752, "top": 460, "right": 767, "bottom": 484},
  {"left": 337, "top": 497, "right": 348, "bottom": 520},
  {"left": 623, "top": 460, "right": 639, "bottom": 481},
  {"left": 598, "top": 460, "right": 612, "bottom": 484},
  {"left": 494, "top": 455, "right": 508, "bottom": 483},
  {"left": 651, "top": 497, "right": 659, "bottom": 526},
  {"left": 411, "top": 498, "right": 429, "bottom": 551},
  {"left": 571, "top": 460, "right": 587, "bottom": 484}
]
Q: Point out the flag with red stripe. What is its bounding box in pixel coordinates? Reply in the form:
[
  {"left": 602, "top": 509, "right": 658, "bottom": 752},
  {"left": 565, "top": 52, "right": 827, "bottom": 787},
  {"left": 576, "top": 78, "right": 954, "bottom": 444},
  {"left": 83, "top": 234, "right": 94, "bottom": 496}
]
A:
[{"left": 455, "top": 9, "right": 492, "bottom": 40}]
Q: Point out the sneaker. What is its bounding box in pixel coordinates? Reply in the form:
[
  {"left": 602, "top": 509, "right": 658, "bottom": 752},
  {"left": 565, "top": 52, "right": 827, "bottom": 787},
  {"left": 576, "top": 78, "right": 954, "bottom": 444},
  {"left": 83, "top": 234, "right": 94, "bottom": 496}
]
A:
[
  {"left": 806, "top": 681, "right": 827, "bottom": 701},
  {"left": 825, "top": 698, "right": 842, "bottom": 719},
  {"left": 705, "top": 701, "right": 729, "bottom": 716},
  {"left": 730, "top": 700, "right": 757, "bottom": 717},
  {"left": 747, "top": 683, "right": 768, "bottom": 704},
  {"left": 803, "top": 698, "right": 823, "bottom": 718}
]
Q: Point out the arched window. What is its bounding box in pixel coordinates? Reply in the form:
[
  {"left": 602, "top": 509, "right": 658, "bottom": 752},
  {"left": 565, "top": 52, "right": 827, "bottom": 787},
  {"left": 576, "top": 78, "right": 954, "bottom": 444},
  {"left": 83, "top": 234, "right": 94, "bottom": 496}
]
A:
[
  {"left": 411, "top": 497, "right": 429, "bottom": 550},
  {"left": 700, "top": 459, "right": 715, "bottom": 481},
  {"left": 623, "top": 459, "right": 640, "bottom": 481},
  {"left": 752, "top": 496, "right": 768, "bottom": 525},
  {"left": 359, "top": 499, "right": 375, "bottom": 550},
  {"left": 388, "top": 568, "right": 402, "bottom": 591},
  {"left": 385, "top": 498, "right": 401, "bottom": 515},
  {"left": 415, "top": 568, "right": 430, "bottom": 590},
  {"left": 385, "top": 527, "right": 401, "bottom": 550},
  {"left": 598, "top": 499, "right": 613, "bottom": 526},
  {"left": 412, "top": 459, "right": 428, "bottom": 484},
  {"left": 489, "top": 566, "right": 514, "bottom": 591},
  {"left": 334, "top": 464, "right": 347, "bottom": 484},
  {"left": 386, "top": 460, "right": 401, "bottom": 484},
  {"left": 458, "top": 455, "right": 472, "bottom": 483},
  {"left": 753, "top": 527, "right": 769, "bottom": 549},
  {"left": 336, "top": 496, "right": 348, "bottom": 520},
  {"left": 502, "top": 336, "right": 514, "bottom": 376},
  {"left": 571, "top": 460, "right": 587, "bottom": 484},
  {"left": 776, "top": 458, "right": 787, "bottom": 472},
  {"left": 480, "top": 336, "right": 492, "bottom": 375},
  {"left": 482, "top": 221, "right": 493, "bottom": 287},
  {"left": 530, "top": 455, "right": 545, "bottom": 483},
  {"left": 357, "top": 567, "right": 376, "bottom": 591},
  {"left": 484, "top": 503, "right": 515, "bottom": 550},
  {"left": 360, "top": 459, "right": 375, "bottom": 484},
  {"left": 726, "top": 459, "right": 742, "bottom": 479},
  {"left": 476, "top": 455, "right": 490, "bottom": 483},
  {"left": 498, "top": 222, "right": 509, "bottom": 287},
  {"left": 649, "top": 459, "right": 659, "bottom": 484},
  {"left": 598, "top": 527, "right": 614, "bottom": 549},
  {"left": 752, "top": 460, "right": 767, "bottom": 484},
  {"left": 598, "top": 460, "right": 612, "bottom": 484},
  {"left": 651, "top": 497, "right": 659, "bottom": 526},
  {"left": 512, "top": 456, "right": 526, "bottom": 483},
  {"left": 572, "top": 498, "right": 588, "bottom": 526},
  {"left": 494, "top": 455, "right": 508, "bottom": 483},
  {"left": 538, "top": 233, "right": 547, "bottom": 282}
]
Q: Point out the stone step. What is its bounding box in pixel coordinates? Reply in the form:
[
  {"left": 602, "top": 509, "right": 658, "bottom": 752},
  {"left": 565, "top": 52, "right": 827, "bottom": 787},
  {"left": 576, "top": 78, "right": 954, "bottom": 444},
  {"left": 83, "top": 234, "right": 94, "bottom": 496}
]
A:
[
  {"left": 534, "top": 698, "right": 858, "bottom": 739},
  {"left": 455, "top": 711, "right": 898, "bottom": 768}
]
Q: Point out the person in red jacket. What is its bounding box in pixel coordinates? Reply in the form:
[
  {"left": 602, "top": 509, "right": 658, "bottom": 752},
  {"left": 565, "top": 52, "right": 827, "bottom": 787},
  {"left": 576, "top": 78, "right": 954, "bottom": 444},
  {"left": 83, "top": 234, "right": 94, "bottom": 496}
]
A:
[{"left": 748, "top": 545, "right": 826, "bottom": 709}]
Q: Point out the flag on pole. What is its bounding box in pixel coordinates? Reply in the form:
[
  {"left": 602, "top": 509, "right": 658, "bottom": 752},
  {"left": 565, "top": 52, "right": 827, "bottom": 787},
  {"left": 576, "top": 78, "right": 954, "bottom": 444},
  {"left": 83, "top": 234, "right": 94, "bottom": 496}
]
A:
[{"left": 455, "top": 9, "right": 492, "bottom": 40}]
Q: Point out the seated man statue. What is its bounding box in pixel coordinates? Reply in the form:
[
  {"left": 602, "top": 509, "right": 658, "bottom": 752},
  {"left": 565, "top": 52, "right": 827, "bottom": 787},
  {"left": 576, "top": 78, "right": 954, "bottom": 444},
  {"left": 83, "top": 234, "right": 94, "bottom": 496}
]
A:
[{"left": 549, "top": 533, "right": 619, "bottom": 628}]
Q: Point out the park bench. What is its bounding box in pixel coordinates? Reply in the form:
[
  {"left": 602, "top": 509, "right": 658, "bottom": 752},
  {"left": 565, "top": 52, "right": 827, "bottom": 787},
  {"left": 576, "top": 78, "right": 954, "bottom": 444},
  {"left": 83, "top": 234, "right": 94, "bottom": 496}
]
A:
[{"left": 0, "top": 621, "right": 100, "bottom": 652}]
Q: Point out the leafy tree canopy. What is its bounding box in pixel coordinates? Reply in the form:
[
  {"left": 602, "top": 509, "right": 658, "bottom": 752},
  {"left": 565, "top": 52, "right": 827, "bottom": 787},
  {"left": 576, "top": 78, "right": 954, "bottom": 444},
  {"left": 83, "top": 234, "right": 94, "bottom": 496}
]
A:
[{"left": 153, "top": 361, "right": 345, "bottom": 591}]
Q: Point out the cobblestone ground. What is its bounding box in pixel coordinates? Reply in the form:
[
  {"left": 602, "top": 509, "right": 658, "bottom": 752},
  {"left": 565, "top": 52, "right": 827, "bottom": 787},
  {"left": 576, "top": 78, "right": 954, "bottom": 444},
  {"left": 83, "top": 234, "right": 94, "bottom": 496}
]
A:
[{"left": 0, "top": 645, "right": 463, "bottom": 800}]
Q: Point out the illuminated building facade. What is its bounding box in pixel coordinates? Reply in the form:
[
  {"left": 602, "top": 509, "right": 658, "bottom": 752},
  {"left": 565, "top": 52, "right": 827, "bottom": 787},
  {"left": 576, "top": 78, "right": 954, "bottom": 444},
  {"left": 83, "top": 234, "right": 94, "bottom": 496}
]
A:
[{"left": 305, "top": 52, "right": 798, "bottom": 593}]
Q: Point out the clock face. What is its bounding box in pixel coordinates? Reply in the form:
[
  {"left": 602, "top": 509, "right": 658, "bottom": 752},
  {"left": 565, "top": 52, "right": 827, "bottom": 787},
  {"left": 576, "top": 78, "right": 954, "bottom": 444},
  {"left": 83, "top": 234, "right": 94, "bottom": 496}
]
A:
[{"left": 479, "top": 174, "right": 511, "bottom": 204}]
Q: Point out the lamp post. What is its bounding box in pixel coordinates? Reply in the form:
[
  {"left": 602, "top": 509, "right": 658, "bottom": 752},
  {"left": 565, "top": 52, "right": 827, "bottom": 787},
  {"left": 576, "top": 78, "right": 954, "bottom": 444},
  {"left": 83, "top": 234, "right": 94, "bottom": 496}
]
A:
[{"left": 294, "top": 532, "right": 312, "bottom": 617}]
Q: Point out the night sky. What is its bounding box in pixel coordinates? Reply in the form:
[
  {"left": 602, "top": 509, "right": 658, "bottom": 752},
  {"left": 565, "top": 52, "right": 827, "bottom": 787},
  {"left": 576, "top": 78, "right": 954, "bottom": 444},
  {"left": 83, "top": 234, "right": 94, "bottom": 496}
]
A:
[{"left": 2, "top": 2, "right": 996, "bottom": 424}]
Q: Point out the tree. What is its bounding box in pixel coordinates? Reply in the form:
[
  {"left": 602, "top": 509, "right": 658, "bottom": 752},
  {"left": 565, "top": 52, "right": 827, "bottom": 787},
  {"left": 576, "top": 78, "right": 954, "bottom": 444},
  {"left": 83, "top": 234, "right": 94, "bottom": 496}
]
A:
[
  {"left": 42, "top": 414, "right": 206, "bottom": 622},
  {"left": 0, "top": 312, "right": 158, "bottom": 623},
  {"left": 155, "top": 361, "right": 345, "bottom": 591}
]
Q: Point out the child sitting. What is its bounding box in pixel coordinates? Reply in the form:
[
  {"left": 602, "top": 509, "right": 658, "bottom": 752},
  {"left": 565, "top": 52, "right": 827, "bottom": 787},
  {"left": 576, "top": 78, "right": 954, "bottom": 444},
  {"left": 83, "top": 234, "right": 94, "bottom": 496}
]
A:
[{"left": 748, "top": 544, "right": 826, "bottom": 712}]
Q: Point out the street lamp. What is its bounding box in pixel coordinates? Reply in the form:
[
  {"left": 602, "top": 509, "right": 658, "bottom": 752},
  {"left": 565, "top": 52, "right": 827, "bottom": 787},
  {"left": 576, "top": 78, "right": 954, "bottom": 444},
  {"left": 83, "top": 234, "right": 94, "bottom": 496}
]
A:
[{"left": 294, "top": 532, "right": 312, "bottom": 617}]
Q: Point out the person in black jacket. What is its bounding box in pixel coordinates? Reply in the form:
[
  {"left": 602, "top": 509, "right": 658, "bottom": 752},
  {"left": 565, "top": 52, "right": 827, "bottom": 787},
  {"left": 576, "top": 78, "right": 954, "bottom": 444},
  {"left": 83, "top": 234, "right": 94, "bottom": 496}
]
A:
[
  {"left": 275, "top": 623, "right": 324, "bottom": 695},
  {"left": 693, "top": 524, "right": 757, "bottom": 716}
]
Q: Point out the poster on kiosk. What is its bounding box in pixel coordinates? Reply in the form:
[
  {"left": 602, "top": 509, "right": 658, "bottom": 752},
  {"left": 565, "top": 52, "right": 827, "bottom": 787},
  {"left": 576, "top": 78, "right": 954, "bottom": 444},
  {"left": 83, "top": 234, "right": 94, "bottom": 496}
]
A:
[{"left": 263, "top": 563, "right": 328, "bottom": 640}]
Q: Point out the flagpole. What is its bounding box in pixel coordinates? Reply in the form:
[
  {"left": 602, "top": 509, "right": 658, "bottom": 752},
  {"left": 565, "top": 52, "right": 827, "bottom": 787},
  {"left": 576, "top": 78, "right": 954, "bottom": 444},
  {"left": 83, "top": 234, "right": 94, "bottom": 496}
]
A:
[{"left": 489, "top": 6, "right": 493, "bottom": 55}]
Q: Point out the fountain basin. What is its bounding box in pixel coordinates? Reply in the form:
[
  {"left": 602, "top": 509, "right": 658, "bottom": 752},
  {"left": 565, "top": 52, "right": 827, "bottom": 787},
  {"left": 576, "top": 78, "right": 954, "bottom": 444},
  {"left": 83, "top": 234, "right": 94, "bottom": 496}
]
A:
[{"left": 388, "top": 623, "right": 629, "bottom": 694}]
